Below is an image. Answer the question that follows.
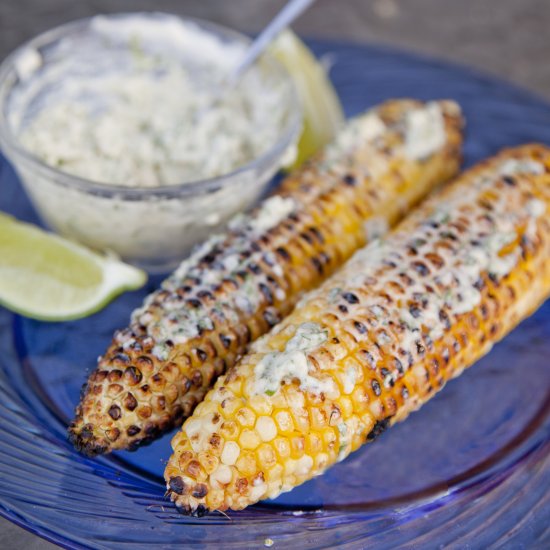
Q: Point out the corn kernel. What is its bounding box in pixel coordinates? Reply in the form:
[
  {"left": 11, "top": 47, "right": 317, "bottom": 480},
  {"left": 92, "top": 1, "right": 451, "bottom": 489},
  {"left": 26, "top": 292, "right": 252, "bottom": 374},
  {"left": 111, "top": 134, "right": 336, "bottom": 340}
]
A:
[
  {"left": 360, "top": 413, "right": 375, "bottom": 435},
  {"left": 242, "top": 377, "right": 257, "bottom": 398},
  {"left": 256, "top": 444, "right": 276, "bottom": 468},
  {"left": 210, "top": 464, "right": 232, "bottom": 487},
  {"left": 295, "top": 455, "right": 313, "bottom": 476},
  {"left": 309, "top": 407, "right": 327, "bottom": 430},
  {"left": 239, "top": 429, "right": 261, "bottom": 450},
  {"left": 177, "top": 450, "right": 193, "bottom": 471},
  {"left": 290, "top": 436, "right": 305, "bottom": 458},
  {"left": 193, "top": 401, "right": 207, "bottom": 416},
  {"left": 185, "top": 459, "right": 207, "bottom": 481},
  {"left": 351, "top": 386, "right": 369, "bottom": 409},
  {"left": 285, "top": 388, "right": 305, "bottom": 409},
  {"left": 165, "top": 383, "right": 179, "bottom": 403},
  {"left": 221, "top": 441, "right": 240, "bottom": 466},
  {"left": 219, "top": 421, "right": 239, "bottom": 440},
  {"left": 248, "top": 396, "right": 273, "bottom": 416},
  {"left": 206, "top": 491, "right": 225, "bottom": 510},
  {"left": 284, "top": 459, "right": 297, "bottom": 477},
  {"left": 369, "top": 399, "right": 384, "bottom": 418},
  {"left": 306, "top": 433, "right": 322, "bottom": 455},
  {"left": 321, "top": 427, "right": 337, "bottom": 450},
  {"left": 198, "top": 451, "right": 219, "bottom": 474},
  {"left": 274, "top": 410, "right": 294, "bottom": 434},
  {"left": 265, "top": 463, "right": 284, "bottom": 482},
  {"left": 235, "top": 451, "right": 258, "bottom": 477},
  {"left": 314, "top": 452, "right": 330, "bottom": 471},
  {"left": 236, "top": 407, "right": 255, "bottom": 428},
  {"left": 339, "top": 396, "right": 353, "bottom": 417},
  {"left": 329, "top": 340, "right": 348, "bottom": 361},
  {"left": 219, "top": 396, "right": 241, "bottom": 417},
  {"left": 256, "top": 416, "right": 277, "bottom": 442},
  {"left": 273, "top": 437, "right": 291, "bottom": 460},
  {"left": 200, "top": 401, "right": 222, "bottom": 415},
  {"left": 291, "top": 409, "right": 310, "bottom": 432}
]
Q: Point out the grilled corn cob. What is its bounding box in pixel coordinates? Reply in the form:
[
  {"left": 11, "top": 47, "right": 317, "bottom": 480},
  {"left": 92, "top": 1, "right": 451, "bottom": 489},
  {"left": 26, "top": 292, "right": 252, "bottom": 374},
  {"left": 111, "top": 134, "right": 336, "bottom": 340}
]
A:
[
  {"left": 165, "top": 144, "right": 550, "bottom": 515},
  {"left": 69, "top": 99, "right": 463, "bottom": 455}
]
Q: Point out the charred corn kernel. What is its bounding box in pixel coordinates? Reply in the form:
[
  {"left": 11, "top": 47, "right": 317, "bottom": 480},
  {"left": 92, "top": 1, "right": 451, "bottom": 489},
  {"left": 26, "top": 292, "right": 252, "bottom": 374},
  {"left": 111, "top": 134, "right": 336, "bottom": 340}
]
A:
[
  {"left": 69, "top": 99, "right": 464, "bottom": 456},
  {"left": 166, "top": 145, "right": 550, "bottom": 515}
]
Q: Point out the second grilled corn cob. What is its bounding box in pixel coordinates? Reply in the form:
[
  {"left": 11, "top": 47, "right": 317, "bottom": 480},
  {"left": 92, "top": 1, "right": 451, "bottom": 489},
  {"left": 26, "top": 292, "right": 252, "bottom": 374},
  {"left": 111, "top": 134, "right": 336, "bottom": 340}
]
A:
[
  {"left": 69, "top": 99, "right": 463, "bottom": 455},
  {"left": 165, "top": 144, "right": 550, "bottom": 515}
]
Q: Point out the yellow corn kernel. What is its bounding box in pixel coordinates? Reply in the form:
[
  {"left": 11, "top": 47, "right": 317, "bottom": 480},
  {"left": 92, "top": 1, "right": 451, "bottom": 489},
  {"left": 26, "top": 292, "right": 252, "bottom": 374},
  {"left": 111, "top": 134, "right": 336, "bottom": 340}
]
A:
[
  {"left": 273, "top": 410, "right": 294, "bottom": 435},
  {"left": 219, "top": 396, "right": 242, "bottom": 417},
  {"left": 309, "top": 407, "right": 328, "bottom": 431},
  {"left": 219, "top": 421, "right": 239, "bottom": 441},
  {"left": 290, "top": 436, "right": 306, "bottom": 458},
  {"left": 273, "top": 437, "right": 291, "bottom": 461},
  {"left": 256, "top": 444, "right": 277, "bottom": 469},
  {"left": 238, "top": 429, "right": 261, "bottom": 450},
  {"left": 235, "top": 407, "right": 255, "bottom": 428},
  {"left": 198, "top": 452, "right": 219, "bottom": 475},
  {"left": 265, "top": 463, "right": 284, "bottom": 482},
  {"left": 235, "top": 451, "right": 258, "bottom": 477},
  {"left": 248, "top": 395, "right": 273, "bottom": 416}
]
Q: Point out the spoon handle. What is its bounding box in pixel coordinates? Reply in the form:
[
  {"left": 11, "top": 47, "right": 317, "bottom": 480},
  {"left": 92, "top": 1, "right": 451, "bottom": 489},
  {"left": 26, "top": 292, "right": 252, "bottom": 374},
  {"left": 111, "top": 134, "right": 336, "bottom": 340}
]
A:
[{"left": 227, "top": 0, "right": 317, "bottom": 86}]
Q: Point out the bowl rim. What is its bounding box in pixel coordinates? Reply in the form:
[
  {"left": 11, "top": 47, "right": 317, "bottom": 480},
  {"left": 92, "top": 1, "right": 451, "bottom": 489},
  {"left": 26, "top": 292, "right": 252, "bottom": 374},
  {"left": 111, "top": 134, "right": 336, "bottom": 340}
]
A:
[{"left": 0, "top": 11, "right": 302, "bottom": 199}]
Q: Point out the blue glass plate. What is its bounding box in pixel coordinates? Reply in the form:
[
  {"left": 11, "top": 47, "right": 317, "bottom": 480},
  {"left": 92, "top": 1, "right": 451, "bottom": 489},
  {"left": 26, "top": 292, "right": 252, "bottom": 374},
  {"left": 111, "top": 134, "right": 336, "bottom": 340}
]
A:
[{"left": 0, "top": 40, "right": 549, "bottom": 549}]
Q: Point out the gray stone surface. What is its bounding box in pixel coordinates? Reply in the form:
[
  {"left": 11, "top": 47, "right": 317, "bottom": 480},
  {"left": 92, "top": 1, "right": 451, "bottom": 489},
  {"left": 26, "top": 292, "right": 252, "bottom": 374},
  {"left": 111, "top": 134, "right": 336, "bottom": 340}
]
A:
[{"left": 0, "top": 0, "right": 548, "bottom": 548}]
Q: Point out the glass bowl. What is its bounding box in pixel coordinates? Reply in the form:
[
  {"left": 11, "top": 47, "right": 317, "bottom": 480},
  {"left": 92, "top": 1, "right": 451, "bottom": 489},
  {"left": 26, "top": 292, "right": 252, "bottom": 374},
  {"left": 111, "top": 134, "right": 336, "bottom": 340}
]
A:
[{"left": 0, "top": 12, "right": 301, "bottom": 272}]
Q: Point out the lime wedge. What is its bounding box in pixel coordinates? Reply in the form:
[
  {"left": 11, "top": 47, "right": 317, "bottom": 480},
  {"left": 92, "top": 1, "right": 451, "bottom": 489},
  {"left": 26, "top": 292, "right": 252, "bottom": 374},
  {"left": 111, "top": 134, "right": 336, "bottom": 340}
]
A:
[
  {"left": 0, "top": 212, "right": 147, "bottom": 321},
  {"left": 270, "top": 30, "right": 345, "bottom": 169}
]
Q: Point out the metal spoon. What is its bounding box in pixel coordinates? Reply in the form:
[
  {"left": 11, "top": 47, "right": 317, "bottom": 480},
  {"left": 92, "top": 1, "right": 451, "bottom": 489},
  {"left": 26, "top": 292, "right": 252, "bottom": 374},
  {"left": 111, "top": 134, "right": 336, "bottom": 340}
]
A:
[{"left": 198, "top": 0, "right": 317, "bottom": 116}]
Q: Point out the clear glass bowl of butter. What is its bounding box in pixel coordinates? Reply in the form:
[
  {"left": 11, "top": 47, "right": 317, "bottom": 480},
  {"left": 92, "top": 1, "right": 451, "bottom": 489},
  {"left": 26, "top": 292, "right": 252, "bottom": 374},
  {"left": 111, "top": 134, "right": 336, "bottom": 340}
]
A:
[{"left": 0, "top": 12, "right": 301, "bottom": 272}]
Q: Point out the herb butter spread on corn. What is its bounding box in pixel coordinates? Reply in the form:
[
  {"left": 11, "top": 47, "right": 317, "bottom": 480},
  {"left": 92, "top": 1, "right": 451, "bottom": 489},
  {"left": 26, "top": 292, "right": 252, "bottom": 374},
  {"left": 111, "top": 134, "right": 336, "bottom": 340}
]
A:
[
  {"left": 165, "top": 145, "right": 550, "bottom": 515},
  {"left": 253, "top": 323, "right": 331, "bottom": 396},
  {"left": 69, "top": 99, "right": 463, "bottom": 455}
]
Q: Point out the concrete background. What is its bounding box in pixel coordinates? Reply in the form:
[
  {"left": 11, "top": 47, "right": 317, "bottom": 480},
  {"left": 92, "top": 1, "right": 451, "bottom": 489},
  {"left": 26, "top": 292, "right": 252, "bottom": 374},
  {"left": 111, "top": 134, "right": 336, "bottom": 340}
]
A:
[{"left": 0, "top": 0, "right": 549, "bottom": 547}]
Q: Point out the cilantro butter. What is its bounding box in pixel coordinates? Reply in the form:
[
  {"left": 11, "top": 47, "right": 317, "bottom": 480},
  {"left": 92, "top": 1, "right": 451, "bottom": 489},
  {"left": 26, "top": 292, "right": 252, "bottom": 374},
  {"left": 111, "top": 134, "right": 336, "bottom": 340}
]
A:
[
  {"left": 16, "top": 18, "right": 287, "bottom": 187},
  {"left": 404, "top": 102, "right": 446, "bottom": 160},
  {"left": 229, "top": 196, "right": 297, "bottom": 234},
  {"left": 253, "top": 322, "right": 334, "bottom": 396}
]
